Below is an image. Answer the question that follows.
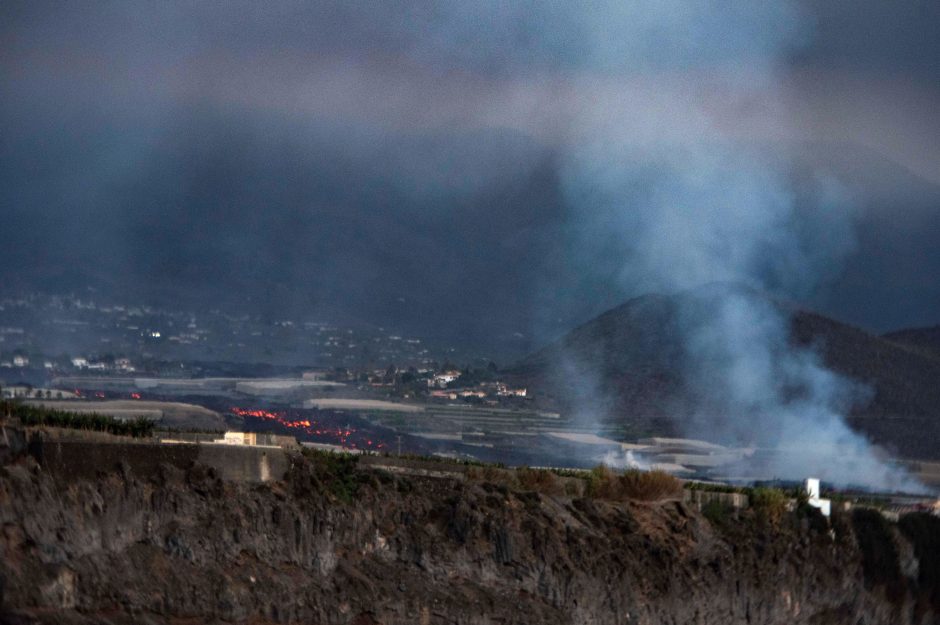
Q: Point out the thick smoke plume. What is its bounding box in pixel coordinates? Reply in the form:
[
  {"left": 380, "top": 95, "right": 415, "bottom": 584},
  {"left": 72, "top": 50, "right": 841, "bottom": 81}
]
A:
[{"left": 521, "top": 4, "right": 921, "bottom": 491}]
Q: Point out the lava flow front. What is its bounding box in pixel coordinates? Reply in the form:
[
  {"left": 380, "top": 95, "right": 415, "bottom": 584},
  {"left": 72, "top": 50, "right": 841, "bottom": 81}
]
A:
[{"left": 230, "top": 406, "right": 386, "bottom": 450}]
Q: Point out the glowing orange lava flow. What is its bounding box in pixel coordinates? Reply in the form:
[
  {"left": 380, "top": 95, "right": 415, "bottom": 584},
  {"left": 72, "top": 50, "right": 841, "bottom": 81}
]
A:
[
  {"left": 231, "top": 407, "right": 281, "bottom": 419},
  {"left": 229, "top": 407, "right": 385, "bottom": 450}
]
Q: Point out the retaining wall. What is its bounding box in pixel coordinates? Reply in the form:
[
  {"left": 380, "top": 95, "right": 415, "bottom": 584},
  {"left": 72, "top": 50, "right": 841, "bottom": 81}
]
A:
[
  {"left": 683, "top": 489, "right": 750, "bottom": 510},
  {"left": 28, "top": 438, "right": 290, "bottom": 484}
]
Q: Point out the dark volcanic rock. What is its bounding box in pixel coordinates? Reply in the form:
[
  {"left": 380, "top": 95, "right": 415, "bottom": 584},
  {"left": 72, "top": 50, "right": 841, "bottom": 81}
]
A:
[{"left": 0, "top": 447, "right": 938, "bottom": 625}]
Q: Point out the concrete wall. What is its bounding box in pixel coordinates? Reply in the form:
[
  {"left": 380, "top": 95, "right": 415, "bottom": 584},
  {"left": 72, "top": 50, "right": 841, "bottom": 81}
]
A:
[
  {"left": 155, "top": 431, "right": 225, "bottom": 444},
  {"left": 196, "top": 444, "right": 290, "bottom": 483},
  {"left": 29, "top": 438, "right": 290, "bottom": 484},
  {"left": 683, "top": 489, "right": 749, "bottom": 510},
  {"left": 31, "top": 440, "right": 199, "bottom": 482}
]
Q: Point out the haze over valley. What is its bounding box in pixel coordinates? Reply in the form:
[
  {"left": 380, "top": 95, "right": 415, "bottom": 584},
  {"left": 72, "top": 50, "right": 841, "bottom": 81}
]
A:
[{"left": 2, "top": 1, "right": 940, "bottom": 624}]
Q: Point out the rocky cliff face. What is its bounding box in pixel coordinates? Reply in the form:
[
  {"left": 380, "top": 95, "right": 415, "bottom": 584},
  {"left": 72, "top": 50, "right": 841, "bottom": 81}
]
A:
[{"left": 1, "top": 441, "right": 938, "bottom": 625}]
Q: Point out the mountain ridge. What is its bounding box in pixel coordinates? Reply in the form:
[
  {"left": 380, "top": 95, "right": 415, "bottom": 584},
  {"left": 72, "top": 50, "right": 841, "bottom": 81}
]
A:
[
  {"left": 883, "top": 325, "right": 940, "bottom": 361},
  {"left": 511, "top": 285, "right": 940, "bottom": 460}
]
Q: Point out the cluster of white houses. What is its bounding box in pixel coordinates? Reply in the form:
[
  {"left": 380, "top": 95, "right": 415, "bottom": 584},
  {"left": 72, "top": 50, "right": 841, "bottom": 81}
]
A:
[
  {"left": 1, "top": 385, "right": 78, "bottom": 400},
  {"left": 429, "top": 382, "right": 527, "bottom": 401}
]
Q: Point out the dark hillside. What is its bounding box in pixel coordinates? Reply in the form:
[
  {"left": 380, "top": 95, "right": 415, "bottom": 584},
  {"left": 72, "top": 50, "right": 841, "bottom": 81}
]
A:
[
  {"left": 511, "top": 293, "right": 687, "bottom": 438},
  {"left": 883, "top": 325, "right": 940, "bottom": 360},
  {"left": 790, "top": 313, "right": 940, "bottom": 458},
  {"left": 512, "top": 287, "right": 940, "bottom": 459}
]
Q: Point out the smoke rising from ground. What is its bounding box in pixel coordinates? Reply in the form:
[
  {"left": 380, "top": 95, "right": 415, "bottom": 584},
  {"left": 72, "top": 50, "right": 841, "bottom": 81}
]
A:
[
  {"left": 534, "top": 4, "right": 921, "bottom": 490},
  {"left": 676, "top": 287, "right": 922, "bottom": 491}
]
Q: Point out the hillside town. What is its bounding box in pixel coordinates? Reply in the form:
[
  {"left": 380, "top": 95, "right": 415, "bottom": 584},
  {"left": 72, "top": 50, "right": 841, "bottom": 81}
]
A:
[{"left": 0, "top": 291, "right": 499, "bottom": 373}]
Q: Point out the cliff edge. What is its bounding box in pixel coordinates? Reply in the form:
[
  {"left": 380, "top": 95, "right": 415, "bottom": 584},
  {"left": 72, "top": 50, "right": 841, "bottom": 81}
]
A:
[{"left": 1, "top": 432, "right": 938, "bottom": 625}]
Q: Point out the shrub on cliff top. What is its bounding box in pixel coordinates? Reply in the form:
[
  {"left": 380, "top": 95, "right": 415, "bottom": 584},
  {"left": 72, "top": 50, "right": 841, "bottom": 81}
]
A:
[
  {"left": 750, "top": 487, "right": 789, "bottom": 524},
  {"left": 620, "top": 469, "right": 683, "bottom": 501},
  {"left": 301, "top": 448, "right": 367, "bottom": 503},
  {"left": 465, "top": 465, "right": 569, "bottom": 497},
  {"left": 515, "top": 466, "right": 564, "bottom": 495},
  {"left": 686, "top": 481, "right": 746, "bottom": 494},
  {"left": 586, "top": 466, "right": 682, "bottom": 502},
  {"left": 466, "top": 464, "right": 512, "bottom": 485}
]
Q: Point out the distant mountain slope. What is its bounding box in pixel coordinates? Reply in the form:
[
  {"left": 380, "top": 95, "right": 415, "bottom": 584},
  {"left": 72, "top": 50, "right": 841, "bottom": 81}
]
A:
[
  {"left": 882, "top": 325, "right": 940, "bottom": 360},
  {"left": 512, "top": 287, "right": 940, "bottom": 460}
]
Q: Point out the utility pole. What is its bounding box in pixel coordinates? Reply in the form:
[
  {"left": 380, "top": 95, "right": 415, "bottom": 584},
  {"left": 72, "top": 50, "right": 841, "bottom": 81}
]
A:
[{"left": 397, "top": 435, "right": 402, "bottom": 458}]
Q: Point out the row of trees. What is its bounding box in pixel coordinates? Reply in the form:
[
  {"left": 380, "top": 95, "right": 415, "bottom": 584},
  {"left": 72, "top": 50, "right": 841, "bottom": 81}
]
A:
[{"left": 1, "top": 400, "right": 154, "bottom": 437}]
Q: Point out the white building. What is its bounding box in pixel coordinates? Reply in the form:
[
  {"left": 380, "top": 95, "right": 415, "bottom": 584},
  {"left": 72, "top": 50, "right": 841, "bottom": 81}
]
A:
[
  {"left": 805, "top": 478, "right": 831, "bottom": 517},
  {"left": 429, "top": 371, "right": 461, "bottom": 388},
  {"left": 1, "top": 386, "right": 77, "bottom": 399},
  {"left": 496, "top": 382, "right": 527, "bottom": 397}
]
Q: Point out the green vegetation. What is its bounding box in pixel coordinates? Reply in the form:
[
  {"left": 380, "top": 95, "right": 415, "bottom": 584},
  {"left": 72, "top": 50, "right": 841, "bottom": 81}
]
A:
[
  {"left": 543, "top": 467, "right": 593, "bottom": 479},
  {"left": 301, "top": 448, "right": 370, "bottom": 503},
  {"left": 702, "top": 500, "right": 734, "bottom": 527},
  {"left": 749, "top": 487, "right": 789, "bottom": 524},
  {"left": 465, "top": 464, "right": 514, "bottom": 485},
  {"left": 387, "top": 451, "right": 505, "bottom": 469},
  {"left": 686, "top": 481, "right": 747, "bottom": 494},
  {"left": 411, "top": 456, "right": 681, "bottom": 502},
  {"left": 153, "top": 427, "right": 226, "bottom": 437},
  {"left": 827, "top": 491, "right": 889, "bottom": 510},
  {"left": 466, "top": 464, "right": 579, "bottom": 496},
  {"left": 2, "top": 400, "right": 154, "bottom": 437}
]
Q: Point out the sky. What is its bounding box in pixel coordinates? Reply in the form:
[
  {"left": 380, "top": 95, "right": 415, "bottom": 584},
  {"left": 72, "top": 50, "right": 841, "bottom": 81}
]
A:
[{"left": 1, "top": 0, "right": 938, "bottom": 359}]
